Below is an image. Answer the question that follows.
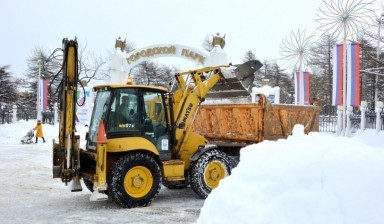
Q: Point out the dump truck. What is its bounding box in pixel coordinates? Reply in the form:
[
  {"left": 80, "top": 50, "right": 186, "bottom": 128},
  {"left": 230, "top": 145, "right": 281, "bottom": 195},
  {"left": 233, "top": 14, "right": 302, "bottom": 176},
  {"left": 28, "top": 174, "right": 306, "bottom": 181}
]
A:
[
  {"left": 52, "top": 38, "right": 264, "bottom": 208},
  {"left": 192, "top": 95, "right": 320, "bottom": 164}
]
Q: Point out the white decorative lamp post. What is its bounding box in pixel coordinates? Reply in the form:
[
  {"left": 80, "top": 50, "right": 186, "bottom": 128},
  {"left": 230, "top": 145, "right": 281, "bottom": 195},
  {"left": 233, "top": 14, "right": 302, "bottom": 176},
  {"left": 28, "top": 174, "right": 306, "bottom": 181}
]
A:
[
  {"left": 317, "top": 0, "right": 375, "bottom": 136},
  {"left": 280, "top": 29, "right": 314, "bottom": 105},
  {"left": 375, "top": 101, "right": 383, "bottom": 133},
  {"left": 54, "top": 102, "right": 58, "bottom": 126},
  {"left": 12, "top": 105, "right": 17, "bottom": 123},
  {"left": 346, "top": 105, "right": 353, "bottom": 136},
  {"left": 360, "top": 101, "right": 368, "bottom": 132}
]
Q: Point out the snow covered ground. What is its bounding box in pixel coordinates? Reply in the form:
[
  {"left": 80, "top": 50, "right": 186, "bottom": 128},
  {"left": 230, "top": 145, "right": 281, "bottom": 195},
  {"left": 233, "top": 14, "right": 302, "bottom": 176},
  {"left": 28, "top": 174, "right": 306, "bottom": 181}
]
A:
[
  {"left": 0, "top": 120, "right": 383, "bottom": 224},
  {"left": 0, "top": 120, "right": 203, "bottom": 224}
]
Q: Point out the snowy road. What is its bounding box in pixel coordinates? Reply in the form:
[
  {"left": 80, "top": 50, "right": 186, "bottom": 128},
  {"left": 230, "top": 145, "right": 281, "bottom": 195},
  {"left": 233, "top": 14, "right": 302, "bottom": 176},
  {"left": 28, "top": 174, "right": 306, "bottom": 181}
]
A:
[{"left": 0, "top": 122, "right": 204, "bottom": 224}]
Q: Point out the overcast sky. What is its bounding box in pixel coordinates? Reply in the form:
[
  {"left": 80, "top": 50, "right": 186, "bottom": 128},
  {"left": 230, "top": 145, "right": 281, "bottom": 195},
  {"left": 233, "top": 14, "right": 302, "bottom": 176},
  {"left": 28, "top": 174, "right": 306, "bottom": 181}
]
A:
[{"left": 0, "top": 0, "right": 337, "bottom": 78}]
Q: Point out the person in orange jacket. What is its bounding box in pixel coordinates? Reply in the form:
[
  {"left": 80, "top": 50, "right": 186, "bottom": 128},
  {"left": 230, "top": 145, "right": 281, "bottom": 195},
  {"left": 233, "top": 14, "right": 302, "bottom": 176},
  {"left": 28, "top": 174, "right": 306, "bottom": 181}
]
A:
[{"left": 33, "top": 120, "right": 46, "bottom": 143}]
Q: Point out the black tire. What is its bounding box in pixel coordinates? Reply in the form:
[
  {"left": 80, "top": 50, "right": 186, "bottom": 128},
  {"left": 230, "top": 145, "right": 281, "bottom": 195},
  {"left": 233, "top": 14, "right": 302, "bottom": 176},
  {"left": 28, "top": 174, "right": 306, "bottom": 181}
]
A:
[
  {"left": 107, "top": 153, "right": 161, "bottom": 208},
  {"left": 189, "top": 149, "right": 232, "bottom": 199},
  {"left": 83, "top": 178, "right": 94, "bottom": 192}
]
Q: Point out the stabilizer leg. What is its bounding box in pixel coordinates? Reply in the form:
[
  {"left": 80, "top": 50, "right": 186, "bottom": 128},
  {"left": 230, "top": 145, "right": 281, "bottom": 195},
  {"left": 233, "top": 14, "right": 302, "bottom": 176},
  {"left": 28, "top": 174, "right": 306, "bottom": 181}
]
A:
[{"left": 70, "top": 176, "right": 83, "bottom": 192}]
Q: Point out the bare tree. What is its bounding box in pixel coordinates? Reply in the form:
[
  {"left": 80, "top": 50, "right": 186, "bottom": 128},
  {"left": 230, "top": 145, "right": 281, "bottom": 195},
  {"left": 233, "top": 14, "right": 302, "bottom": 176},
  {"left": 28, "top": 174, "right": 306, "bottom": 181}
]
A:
[
  {"left": 243, "top": 50, "right": 257, "bottom": 62},
  {"left": 0, "top": 65, "right": 17, "bottom": 104},
  {"left": 266, "top": 62, "right": 294, "bottom": 104},
  {"left": 23, "top": 46, "right": 62, "bottom": 112},
  {"left": 309, "top": 34, "right": 336, "bottom": 112},
  {"left": 132, "top": 61, "right": 176, "bottom": 88},
  {"left": 202, "top": 35, "right": 213, "bottom": 52},
  {"left": 360, "top": 37, "right": 384, "bottom": 109},
  {"left": 76, "top": 43, "right": 109, "bottom": 84},
  {"left": 123, "top": 39, "right": 137, "bottom": 53}
]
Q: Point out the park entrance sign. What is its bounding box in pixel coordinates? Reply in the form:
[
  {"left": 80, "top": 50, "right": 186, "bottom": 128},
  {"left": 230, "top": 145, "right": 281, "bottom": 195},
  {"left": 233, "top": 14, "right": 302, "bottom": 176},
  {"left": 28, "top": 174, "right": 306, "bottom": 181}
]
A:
[
  {"left": 125, "top": 44, "right": 208, "bottom": 69},
  {"left": 110, "top": 34, "right": 228, "bottom": 84}
]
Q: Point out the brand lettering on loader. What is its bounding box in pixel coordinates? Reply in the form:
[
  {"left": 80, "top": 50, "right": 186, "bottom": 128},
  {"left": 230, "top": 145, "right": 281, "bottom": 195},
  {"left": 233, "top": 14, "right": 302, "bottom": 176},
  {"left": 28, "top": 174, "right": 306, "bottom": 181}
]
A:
[{"left": 182, "top": 103, "right": 193, "bottom": 124}]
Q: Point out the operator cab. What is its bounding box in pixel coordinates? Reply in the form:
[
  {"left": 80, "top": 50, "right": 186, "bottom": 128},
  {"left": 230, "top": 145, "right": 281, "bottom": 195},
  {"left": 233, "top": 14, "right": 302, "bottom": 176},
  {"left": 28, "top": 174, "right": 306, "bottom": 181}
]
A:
[{"left": 86, "top": 85, "right": 172, "bottom": 159}]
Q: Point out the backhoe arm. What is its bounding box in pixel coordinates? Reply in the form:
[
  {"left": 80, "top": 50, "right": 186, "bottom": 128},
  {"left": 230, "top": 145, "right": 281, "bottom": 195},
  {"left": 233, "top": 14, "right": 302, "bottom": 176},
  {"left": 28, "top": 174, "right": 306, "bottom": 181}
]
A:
[{"left": 53, "top": 39, "right": 81, "bottom": 185}]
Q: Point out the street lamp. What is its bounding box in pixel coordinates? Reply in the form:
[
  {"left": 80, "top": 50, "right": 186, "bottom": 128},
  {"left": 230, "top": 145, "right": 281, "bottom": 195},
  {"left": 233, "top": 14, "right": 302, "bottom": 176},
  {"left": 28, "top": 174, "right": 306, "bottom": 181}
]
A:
[{"left": 317, "top": 0, "right": 375, "bottom": 136}]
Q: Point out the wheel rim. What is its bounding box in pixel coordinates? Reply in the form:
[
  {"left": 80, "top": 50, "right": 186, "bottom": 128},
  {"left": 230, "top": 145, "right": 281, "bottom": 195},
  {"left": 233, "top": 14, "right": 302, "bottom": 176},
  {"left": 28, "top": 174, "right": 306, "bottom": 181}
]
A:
[
  {"left": 124, "top": 166, "right": 153, "bottom": 198},
  {"left": 204, "top": 161, "right": 226, "bottom": 189}
]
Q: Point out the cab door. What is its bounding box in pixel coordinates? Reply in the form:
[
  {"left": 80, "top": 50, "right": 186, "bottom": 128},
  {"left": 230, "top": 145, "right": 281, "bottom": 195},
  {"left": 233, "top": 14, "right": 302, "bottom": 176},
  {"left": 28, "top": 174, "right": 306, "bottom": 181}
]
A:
[{"left": 142, "top": 90, "right": 171, "bottom": 160}]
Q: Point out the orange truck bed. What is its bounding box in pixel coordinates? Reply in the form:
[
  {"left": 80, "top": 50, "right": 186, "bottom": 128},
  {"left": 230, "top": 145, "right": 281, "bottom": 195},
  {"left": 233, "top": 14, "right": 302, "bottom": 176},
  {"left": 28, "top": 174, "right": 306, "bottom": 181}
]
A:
[{"left": 193, "top": 95, "right": 320, "bottom": 147}]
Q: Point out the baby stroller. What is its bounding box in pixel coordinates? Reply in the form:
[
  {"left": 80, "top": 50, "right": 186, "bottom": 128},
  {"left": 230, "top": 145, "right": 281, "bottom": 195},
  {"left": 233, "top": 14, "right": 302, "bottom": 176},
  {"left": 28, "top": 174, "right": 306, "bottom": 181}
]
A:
[{"left": 21, "top": 129, "right": 34, "bottom": 144}]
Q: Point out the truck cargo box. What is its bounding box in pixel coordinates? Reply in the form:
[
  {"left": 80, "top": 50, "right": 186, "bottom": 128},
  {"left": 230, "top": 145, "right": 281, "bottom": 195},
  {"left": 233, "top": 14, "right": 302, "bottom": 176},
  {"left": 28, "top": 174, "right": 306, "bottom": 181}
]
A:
[{"left": 193, "top": 95, "right": 320, "bottom": 147}]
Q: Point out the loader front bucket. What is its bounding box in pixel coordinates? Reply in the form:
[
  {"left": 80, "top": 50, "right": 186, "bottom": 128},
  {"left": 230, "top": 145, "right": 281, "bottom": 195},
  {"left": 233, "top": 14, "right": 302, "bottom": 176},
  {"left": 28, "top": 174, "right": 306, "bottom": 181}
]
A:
[{"left": 207, "top": 60, "right": 263, "bottom": 98}]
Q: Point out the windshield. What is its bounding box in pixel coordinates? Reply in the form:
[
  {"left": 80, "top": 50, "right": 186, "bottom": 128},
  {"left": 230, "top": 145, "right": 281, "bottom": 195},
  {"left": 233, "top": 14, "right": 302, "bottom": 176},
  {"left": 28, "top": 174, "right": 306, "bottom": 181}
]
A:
[
  {"left": 87, "top": 90, "right": 111, "bottom": 150},
  {"left": 106, "top": 89, "right": 139, "bottom": 133}
]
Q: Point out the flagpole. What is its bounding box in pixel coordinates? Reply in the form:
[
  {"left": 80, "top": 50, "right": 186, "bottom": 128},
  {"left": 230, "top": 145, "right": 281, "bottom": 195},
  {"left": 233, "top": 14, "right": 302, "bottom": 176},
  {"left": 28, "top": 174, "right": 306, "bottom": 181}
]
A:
[
  {"left": 342, "top": 22, "right": 347, "bottom": 136},
  {"left": 37, "top": 60, "right": 42, "bottom": 121},
  {"left": 299, "top": 60, "right": 304, "bottom": 105},
  {"left": 294, "top": 72, "right": 298, "bottom": 105}
]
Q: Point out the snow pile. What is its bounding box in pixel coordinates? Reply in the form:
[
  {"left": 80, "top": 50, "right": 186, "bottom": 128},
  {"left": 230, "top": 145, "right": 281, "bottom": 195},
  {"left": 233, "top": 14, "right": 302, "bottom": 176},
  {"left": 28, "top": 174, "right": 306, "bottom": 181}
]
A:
[{"left": 197, "top": 125, "right": 384, "bottom": 224}]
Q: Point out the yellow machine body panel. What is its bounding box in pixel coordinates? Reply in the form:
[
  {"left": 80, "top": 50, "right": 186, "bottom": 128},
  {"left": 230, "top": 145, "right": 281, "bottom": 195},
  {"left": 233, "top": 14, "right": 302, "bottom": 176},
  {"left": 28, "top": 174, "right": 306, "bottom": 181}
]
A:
[
  {"left": 162, "top": 160, "right": 185, "bottom": 181},
  {"left": 106, "top": 137, "right": 159, "bottom": 155}
]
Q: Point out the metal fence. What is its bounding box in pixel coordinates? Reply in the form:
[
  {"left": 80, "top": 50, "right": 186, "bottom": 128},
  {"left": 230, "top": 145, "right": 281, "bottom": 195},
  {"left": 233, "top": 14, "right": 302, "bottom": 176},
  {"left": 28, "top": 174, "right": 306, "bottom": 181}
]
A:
[
  {"left": 0, "top": 107, "right": 57, "bottom": 124},
  {"left": 319, "top": 114, "right": 338, "bottom": 133},
  {"left": 319, "top": 111, "right": 384, "bottom": 133},
  {"left": 1, "top": 109, "right": 37, "bottom": 124}
]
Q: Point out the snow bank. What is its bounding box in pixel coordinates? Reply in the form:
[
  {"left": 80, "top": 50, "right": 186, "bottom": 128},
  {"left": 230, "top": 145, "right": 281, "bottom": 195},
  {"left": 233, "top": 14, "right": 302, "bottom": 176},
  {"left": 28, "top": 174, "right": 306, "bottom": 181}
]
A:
[{"left": 197, "top": 125, "right": 384, "bottom": 224}]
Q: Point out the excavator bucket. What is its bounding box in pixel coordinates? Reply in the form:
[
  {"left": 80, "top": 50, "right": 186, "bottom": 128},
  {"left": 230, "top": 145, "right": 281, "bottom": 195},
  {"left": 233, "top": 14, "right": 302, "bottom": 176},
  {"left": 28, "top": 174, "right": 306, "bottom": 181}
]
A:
[{"left": 207, "top": 60, "right": 263, "bottom": 98}]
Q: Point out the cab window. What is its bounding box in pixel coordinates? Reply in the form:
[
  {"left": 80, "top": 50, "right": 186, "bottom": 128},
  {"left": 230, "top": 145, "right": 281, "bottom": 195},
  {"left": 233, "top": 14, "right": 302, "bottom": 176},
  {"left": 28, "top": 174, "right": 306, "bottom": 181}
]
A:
[{"left": 107, "top": 89, "right": 138, "bottom": 133}]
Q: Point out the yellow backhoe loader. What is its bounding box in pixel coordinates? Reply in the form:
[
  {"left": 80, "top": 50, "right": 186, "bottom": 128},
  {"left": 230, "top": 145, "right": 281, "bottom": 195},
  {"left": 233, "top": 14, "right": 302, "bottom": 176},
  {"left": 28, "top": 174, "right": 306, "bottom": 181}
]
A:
[{"left": 52, "top": 38, "right": 262, "bottom": 208}]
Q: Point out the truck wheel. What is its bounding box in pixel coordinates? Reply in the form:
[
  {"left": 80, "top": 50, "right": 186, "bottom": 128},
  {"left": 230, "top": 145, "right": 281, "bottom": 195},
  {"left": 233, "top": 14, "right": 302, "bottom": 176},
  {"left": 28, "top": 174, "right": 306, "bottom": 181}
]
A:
[
  {"left": 107, "top": 153, "right": 161, "bottom": 208},
  {"left": 83, "top": 178, "right": 94, "bottom": 192},
  {"left": 189, "top": 149, "right": 232, "bottom": 199}
]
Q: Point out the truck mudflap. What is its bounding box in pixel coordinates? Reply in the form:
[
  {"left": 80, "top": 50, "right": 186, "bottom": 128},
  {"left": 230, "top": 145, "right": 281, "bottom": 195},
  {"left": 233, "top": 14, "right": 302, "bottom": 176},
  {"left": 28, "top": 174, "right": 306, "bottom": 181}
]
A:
[{"left": 207, "top": 60, "right": 263, "bottom": 98}]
